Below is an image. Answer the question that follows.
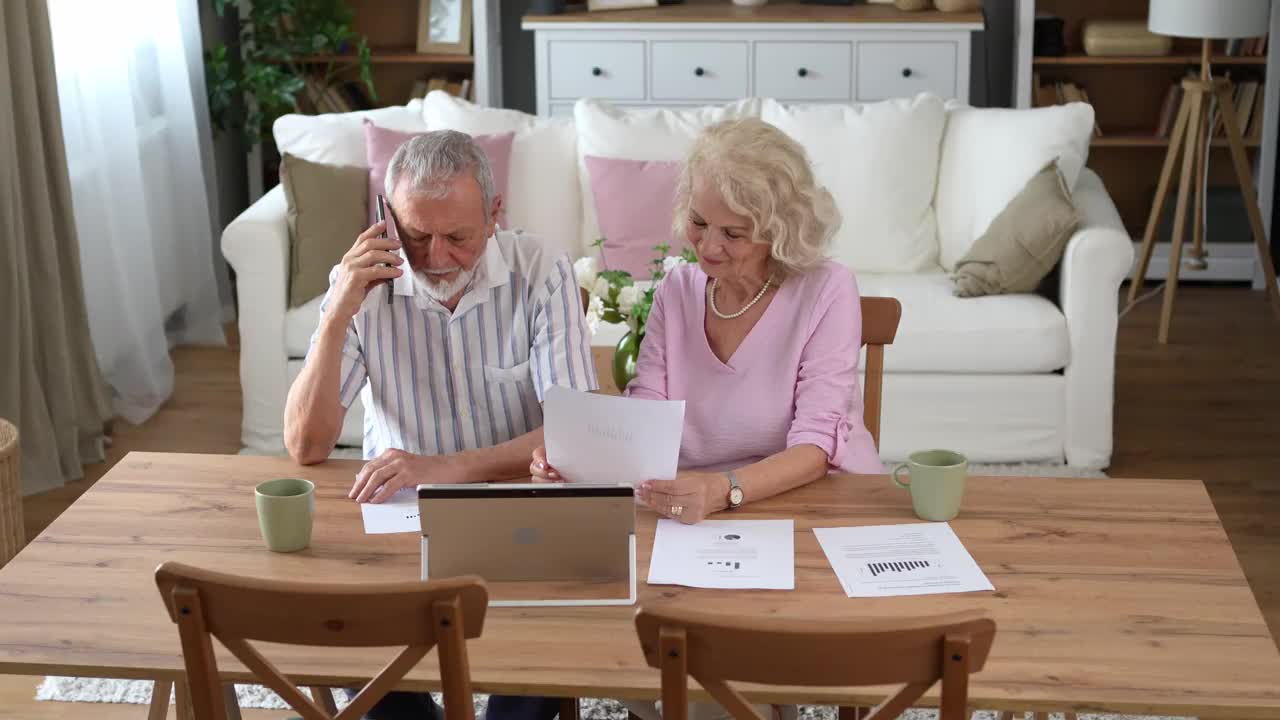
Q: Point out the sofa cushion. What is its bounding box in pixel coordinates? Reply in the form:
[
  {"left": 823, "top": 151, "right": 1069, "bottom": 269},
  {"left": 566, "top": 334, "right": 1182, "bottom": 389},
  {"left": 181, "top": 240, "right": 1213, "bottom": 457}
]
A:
[
  {"left": 422, "top": 90, "right": 581, "bottom": 261},
  {"left": 856, "top": 273, "right": 1069, "bottom": 373},
  {"left": 935, "top": 102, "right": 1095, "bottom": 271},
  {"left": 583, "top": 155, "right": 689, "bottom": 276},
  {"left": 362, "top": 120, "right": 515, "bottom": 228},
  {"left": 573, "top": 98, "right": 761, "bottom": 257},
  {"left": 587, "top": 271, "right": 1069, "bottom": 374},
  {"left": 952, "top": 161, "right": 1080, "bottom": 297},
  {"left": 279, "top": 153, "right": 367, "bottom": 308},
  {"left": 761, "top": 95, "right": 945, "bottom": 274},
  {"left": 273, "top": 100, "right": 427, "bottom": 167}
]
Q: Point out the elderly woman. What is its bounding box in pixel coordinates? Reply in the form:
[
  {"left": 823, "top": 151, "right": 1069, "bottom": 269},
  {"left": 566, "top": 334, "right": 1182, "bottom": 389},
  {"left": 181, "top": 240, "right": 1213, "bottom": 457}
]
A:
[{"left": 532, "top": 117, "right": 881, "bottom": 519}]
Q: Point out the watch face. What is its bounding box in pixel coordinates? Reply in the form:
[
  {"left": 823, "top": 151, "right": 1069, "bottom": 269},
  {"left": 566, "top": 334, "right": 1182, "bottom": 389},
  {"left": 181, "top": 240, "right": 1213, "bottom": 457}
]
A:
[{"left": 729, "top": 487, "right": 745, "bottom": 506}]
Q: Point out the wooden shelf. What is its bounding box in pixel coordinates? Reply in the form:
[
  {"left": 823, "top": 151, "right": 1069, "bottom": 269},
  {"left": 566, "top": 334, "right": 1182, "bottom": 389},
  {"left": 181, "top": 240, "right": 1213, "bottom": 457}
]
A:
[
  {"left": 1093, "top": 132, "right": 1264, "bottom": 148},
  {"left": 1035, "top": 54, "right": 1268, "bottom": 66},
  {"left": 287, "top": 49, "right": 473, "bottom": 65},
  {"left": 525, "top": 3, "right": 982, "bottom": 25}
]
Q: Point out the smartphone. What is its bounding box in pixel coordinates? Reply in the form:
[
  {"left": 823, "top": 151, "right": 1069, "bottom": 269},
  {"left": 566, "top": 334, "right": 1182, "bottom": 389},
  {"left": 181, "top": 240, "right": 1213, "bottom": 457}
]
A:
[{"left": 375, "top": 195, "right": 396, "bottom": 304}]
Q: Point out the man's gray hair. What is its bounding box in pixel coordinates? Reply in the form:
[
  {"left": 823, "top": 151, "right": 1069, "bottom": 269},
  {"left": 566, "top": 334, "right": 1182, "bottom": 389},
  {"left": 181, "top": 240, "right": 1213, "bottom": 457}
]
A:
[{"left": 383, "top": 129, "right": 496, "bottom": 216}]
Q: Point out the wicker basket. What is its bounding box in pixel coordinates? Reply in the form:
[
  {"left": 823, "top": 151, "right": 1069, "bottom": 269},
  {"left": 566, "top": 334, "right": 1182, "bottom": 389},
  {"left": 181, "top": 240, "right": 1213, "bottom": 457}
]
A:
[
  {"left": 0, "top": 419, "right": 22, "bottom": 567},
  {"left": 934, "top": 0, "right": 981, "bottom": 11}
]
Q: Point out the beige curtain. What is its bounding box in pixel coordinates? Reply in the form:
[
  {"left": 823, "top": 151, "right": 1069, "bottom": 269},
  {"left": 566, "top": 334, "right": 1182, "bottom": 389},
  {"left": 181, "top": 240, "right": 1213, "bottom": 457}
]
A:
[{"left": 0, "top": 0, "right": 111, "bottom": 496}]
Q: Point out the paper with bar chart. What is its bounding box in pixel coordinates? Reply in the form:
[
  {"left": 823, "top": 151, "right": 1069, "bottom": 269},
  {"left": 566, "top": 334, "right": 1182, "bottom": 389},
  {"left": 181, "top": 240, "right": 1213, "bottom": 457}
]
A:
[{"left": 813, "top": 523, "right": 994, "bottom": 598}]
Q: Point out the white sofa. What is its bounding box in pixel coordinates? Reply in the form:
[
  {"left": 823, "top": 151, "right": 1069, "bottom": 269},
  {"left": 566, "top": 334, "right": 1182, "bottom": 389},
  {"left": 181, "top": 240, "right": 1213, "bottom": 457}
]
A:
[{"left": 222, "top": 92, "right": 1133, "bottom": 469}]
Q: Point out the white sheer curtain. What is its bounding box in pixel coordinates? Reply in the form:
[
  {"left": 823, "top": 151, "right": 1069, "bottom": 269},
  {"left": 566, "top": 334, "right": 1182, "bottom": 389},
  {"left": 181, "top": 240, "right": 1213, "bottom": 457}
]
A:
[{"left": 47, "top": 0, "right": 230, "bottom": 425}]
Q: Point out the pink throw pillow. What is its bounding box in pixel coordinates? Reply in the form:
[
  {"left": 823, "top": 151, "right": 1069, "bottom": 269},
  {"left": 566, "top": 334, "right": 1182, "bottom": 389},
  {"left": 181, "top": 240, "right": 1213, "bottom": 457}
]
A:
[
  {"left": 362, "top": 120, "right": 514, "bottom": 228},
  {"left": 584, "top": 155, "right": 690, "bottom": 277}
]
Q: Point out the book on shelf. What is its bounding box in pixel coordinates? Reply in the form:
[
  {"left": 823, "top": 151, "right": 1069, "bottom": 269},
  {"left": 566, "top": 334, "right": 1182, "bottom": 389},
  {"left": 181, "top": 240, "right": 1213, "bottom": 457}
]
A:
[
  {"left": 409, "top": 74, "right": 473, "bottom": 102},
  {"left": 1155, "top": 81, "right": 1183, "bottom": 138},
  {"left": 1036, "top": 79, "right": 1102, "bottom": 137},
  {"left": 1246, "top": 87, "right": 1265, "bottom": 142}
]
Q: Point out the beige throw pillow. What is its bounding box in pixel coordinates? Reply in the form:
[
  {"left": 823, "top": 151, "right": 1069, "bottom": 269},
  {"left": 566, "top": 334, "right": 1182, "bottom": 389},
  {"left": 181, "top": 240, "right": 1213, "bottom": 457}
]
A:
[
  {"left": 280, "top": 153, "right": 368, "bottom": 308},
  {"left": 951, "top": 161, "right": 1080, "bottom": 298}
]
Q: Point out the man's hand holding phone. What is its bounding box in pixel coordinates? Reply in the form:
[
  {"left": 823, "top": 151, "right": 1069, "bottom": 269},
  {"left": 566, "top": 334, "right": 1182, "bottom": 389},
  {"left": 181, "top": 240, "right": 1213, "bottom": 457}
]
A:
[{"left": 325, "top": 222, "right": 404, "bottom": 322}]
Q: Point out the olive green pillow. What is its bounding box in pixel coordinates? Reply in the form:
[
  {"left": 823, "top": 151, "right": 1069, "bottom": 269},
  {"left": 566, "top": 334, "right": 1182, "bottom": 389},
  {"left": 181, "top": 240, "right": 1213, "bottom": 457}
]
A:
[
  {"left": 952, "top": 161, "right": 1080, "bottom": 298},
  {"left": 280, "top": 153, "right": 368, "bottom": 308}
]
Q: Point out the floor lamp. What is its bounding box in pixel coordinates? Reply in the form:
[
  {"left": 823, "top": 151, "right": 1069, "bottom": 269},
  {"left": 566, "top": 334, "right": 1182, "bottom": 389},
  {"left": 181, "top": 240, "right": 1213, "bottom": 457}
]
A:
[{"left": 1129, "top": 0, "right": 1280, "bottom": 343}]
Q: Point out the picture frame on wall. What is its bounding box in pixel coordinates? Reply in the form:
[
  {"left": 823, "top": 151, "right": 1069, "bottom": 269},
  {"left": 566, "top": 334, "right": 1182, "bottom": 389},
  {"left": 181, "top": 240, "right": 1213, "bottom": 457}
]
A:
[
  {"left": 587, "top": 0, "right": 658, "bottom": 10},
  {"left": 417, "top": 0, "right": 472, "bottom": 55}
]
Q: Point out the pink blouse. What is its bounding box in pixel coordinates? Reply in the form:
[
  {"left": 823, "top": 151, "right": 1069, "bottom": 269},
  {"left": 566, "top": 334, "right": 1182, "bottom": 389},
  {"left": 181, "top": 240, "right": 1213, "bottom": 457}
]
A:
[{"left": 625, "top": 261, "right": 882, "bottom": 474}]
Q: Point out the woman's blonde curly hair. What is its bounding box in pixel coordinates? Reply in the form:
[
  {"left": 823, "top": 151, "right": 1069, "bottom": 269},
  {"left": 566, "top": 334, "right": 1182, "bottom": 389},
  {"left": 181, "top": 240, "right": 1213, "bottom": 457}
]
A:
[{"left": 672, "top": 118, "right": 839, "bottom": 276}]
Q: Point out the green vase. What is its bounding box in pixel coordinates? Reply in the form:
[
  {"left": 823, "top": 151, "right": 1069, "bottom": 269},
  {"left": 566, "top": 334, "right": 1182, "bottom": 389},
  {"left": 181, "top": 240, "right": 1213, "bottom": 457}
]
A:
[{"left": 612, "top": 331, "right": 642, "bottom": 392}]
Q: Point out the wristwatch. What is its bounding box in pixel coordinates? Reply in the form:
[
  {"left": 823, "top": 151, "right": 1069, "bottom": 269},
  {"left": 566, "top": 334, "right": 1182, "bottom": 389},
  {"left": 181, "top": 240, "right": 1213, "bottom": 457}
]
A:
[{"left": 725, "top": 470, "right": 744, "bottom": 510}]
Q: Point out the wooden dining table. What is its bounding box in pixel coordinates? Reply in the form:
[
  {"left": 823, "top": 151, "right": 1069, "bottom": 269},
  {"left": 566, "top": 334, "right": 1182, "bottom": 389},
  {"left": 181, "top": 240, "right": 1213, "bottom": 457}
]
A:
[{"left": 1, "top": 452, "right": 1278, "bottom": 719}]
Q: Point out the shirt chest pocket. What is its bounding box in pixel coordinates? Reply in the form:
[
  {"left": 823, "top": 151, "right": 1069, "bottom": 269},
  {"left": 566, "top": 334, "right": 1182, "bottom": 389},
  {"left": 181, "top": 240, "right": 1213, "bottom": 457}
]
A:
[{"left": 484, "top": 360, "right": 532, "bottom": 386}]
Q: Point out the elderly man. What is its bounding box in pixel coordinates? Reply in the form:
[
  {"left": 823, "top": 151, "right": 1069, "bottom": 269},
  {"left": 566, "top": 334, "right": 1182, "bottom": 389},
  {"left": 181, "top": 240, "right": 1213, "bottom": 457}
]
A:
[{"left": 285, "top": 130, "right": 596, "bottom": 720}]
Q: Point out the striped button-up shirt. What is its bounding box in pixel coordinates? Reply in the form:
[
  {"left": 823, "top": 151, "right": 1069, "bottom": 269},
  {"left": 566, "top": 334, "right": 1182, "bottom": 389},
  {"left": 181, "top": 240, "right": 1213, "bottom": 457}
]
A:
[{"left": 310, "top": 229, "right": 598, "bottom": 460}]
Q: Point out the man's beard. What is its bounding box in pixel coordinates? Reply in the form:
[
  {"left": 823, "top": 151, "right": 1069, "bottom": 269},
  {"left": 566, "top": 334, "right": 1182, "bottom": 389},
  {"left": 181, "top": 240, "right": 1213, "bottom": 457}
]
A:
[{"left": 415, "top": 266, "right": 475, "bottom": 302}]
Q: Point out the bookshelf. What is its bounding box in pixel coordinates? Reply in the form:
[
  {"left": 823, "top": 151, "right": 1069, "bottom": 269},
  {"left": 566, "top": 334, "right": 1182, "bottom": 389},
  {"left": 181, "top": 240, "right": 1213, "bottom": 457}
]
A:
[
  {"left": 247, "top": 0, "right": 501, "bottom": 201},
  {"left": 1013, "top": 0, "right": 1279, "bottom": 285}
]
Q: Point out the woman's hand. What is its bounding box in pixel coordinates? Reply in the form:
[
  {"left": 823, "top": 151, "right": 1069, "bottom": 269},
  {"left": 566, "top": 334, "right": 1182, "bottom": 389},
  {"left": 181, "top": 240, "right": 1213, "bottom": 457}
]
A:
[
  {"left": 636, "top": 472, "right": 728, "bottom": 524},
  {"left": 528, "top": 446, "right": 561, "bottom": 482}
]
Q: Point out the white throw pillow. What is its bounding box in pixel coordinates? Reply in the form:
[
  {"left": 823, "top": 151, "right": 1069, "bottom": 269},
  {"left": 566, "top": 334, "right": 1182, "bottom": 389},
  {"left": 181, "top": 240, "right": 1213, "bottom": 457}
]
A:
[
  {"left": 423, "top": 91, "right": 581, "bottom": 260},
  {"left": 935, "top": 102, "right": 1095, "bottom": 271},
  {"left": 272, "top": 99, "right": 427, "bottom": 166},
  {"left": 762, "top": 95, "right": 946, "bottom": 273},
  {"left": 573, "top": 98, "right": 762, "bottom": 255}
]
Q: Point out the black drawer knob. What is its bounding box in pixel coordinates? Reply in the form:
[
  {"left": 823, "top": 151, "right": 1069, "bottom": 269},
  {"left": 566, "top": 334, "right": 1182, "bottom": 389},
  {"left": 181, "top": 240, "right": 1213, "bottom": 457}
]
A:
[
  {"left": 591, "top": 67, "right": 602, "bottom": 77},
  {"left": 694, "top": 66, "right": 705, "bottom": 77},
  {"left": 902, "top": 67, "right": 913, "bottom": 78},
  {"left": 797, "top": 67, "right": 809, "bottom": 78}
]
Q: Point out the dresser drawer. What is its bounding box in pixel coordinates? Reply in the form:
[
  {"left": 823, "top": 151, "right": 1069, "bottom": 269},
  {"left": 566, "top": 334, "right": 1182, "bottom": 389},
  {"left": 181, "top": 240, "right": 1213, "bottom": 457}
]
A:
[
  {"left": 651, "top": 42, "right": 749, "bottom": 101},
  {"left": 754, "top": 42, "right": 853, "bottom": 101},
  {"left": 549, "top": 41, "right": 645, "bottom": 100},
  {"left": 856, "top": 41, "right": 958, "bottom": 101}
]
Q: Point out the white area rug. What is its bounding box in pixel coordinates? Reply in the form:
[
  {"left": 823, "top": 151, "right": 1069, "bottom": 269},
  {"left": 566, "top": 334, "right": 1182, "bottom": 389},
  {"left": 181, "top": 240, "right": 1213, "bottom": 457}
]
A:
[
  {"left": 34, "top": 677, "right": 1186, "bottom": 720},
  {"left": 38, "top": 458, "right": 1110, "bottom": 716}
]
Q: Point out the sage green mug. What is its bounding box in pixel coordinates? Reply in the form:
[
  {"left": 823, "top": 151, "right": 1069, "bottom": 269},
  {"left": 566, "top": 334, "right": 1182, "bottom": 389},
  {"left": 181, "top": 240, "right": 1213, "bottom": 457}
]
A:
[
  {"left": 892, "top": 450, "right": 968, "bottom": 522},
  {"left": 254, "top": 478, "right": 315, "bottom": 552}
]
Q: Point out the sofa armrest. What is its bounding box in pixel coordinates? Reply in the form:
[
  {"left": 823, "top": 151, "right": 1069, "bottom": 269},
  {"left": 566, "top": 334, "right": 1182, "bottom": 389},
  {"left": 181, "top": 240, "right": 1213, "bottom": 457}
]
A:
[
  {"left": 221, "top": 185, "right": 290, "bottom": 451},
  {"left": 1059, "top": 169, "right": 1134, "bottom": 469}
]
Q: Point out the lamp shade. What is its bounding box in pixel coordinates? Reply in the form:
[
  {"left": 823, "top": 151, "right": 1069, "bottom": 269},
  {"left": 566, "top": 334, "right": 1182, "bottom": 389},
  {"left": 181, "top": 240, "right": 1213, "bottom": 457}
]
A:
[{"left": 1149, "top": 0, "right": 1271, "bottom": 38}]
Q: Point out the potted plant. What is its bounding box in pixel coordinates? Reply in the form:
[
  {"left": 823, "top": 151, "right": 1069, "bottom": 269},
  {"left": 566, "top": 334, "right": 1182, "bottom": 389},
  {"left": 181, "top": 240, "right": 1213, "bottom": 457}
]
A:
[
  {"left": 204, "top": 0, "right": 377, "bottom": 145},
  {"left": 575, "top": 241, "right": 698, "bottom": 391}
]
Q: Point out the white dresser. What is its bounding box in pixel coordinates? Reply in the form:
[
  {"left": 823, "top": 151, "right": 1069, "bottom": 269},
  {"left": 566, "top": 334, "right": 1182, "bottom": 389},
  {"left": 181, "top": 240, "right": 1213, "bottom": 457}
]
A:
[{"left": 522, "top": 3, "right": 983, "bottom": 117}]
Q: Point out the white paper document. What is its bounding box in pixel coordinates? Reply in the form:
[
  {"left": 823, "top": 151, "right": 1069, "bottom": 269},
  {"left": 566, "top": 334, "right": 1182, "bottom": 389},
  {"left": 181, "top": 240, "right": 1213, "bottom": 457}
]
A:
[
  {"left": 814, "top": 523, "right": 994, "bottom": 598},
  {"left": 360, "top": 488, "right": 420, "bottom": 534},
  {"left": 543, "top": 384, "right": 685, "bottom": 486},
  {"left": 647, "top": 519, "right": 794, "bottom": 590}
]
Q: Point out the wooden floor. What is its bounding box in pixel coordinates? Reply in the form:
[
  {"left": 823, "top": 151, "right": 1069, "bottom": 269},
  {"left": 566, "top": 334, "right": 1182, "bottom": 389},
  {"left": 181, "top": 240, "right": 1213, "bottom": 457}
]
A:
[{"left": 4, "top": 286, "right": 1279, "bottom": 718}]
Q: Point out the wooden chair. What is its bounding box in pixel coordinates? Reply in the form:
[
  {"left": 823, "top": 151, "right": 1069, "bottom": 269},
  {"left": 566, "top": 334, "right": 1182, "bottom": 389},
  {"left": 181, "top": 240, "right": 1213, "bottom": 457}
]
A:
[
  {"left": 0, "top": 418, "right": 22, "bottom": 568},
  {"left": 155, "top": 561, "right": 488, "bottom": 720},
  {"left": 859, "top": 297, "right": 902, "bottom": 451},
  {"left": 635, "top": 605, "right": 995, "bottom": 720}
]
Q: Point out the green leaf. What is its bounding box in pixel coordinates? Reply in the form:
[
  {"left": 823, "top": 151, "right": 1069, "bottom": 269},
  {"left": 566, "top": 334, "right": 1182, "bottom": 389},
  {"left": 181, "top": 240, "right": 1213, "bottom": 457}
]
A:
[
  {"left": 598, "top": 269, "right": 634, "bottom": 287},
  {"left": 591, "top": 237, "right": 605, "bottom": 248}
]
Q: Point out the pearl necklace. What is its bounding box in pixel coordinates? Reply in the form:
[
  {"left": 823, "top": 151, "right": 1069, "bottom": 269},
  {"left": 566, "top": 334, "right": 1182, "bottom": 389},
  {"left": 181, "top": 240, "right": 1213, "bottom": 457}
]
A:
[{"left": 709, "top": 273, "right": 775, "bottom": 320}]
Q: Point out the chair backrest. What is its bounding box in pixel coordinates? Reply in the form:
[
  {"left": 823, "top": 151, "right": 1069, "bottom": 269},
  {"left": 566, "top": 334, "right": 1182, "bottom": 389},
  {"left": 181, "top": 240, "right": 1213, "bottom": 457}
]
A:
[
  {"left": 155, "top": 561, "right": 488, "bottom": 720},
  {"left": 635, "top": 605, "right": 994, "bottom": 720},
  {"left": 860, "top": 296, "right": 902, "bottom": 450}
]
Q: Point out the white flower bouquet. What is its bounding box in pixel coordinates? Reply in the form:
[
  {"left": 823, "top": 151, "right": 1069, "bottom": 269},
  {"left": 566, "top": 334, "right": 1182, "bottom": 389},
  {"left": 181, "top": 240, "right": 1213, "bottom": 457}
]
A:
[{"left": 574, "top": 241, "right": 698, "bottom": 336}]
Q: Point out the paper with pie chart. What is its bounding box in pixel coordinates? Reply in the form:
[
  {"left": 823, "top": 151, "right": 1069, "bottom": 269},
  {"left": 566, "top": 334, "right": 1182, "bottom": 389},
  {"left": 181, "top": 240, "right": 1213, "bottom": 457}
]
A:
[
  {"left": 814, "top": 523, "right": 994, "bottom": 598},
  {"left": 647, "top": 519, "right": 794, "bottom": 590}
]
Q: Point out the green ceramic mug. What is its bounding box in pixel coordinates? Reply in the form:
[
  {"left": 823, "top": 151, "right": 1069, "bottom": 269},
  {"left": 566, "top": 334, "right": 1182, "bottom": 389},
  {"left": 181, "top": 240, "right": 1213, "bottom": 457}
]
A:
[
  {"left": 892, "top": 450, "right": 968, "bottom": 522},
  {"left": 254, "top": 478, "right": 315, "bottom": 553}
]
